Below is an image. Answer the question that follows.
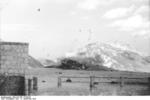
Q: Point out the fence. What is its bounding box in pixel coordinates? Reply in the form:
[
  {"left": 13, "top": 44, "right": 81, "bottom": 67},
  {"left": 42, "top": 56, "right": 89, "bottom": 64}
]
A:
[{"left": 57, "top": 76, "right": 150, "bottom": 95}]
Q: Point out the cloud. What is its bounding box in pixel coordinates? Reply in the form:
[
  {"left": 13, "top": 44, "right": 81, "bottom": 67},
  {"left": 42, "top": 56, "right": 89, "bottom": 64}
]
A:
[
  {"left": 103, "top": 5, "right": 135, "bottom": 19},
  {"left": 132, "top": 30, "right": 150, "bottom": 39},
  {"left": 136, "top": 0, "right": 150, "bottom": 2},
  {"left": 77, "top": 0, "right": 100, "bottom": 10},
  {"left": 77, "top": 0, "right": 115, "bottom": 10},
  {"left": 134, "top": 5, "right": 150, "bottom": 19},
  {"left": 106, "top": 4, "right": 150, "bottom": 39},
  {"left": 103, "top": 1, "right": 150, "bottom": 19},
  {"left": 77, "top": 0, "right": 149, "bottom": 11},
  {"left": 106, "top": 4, "right": 150, "bottom": 32},
  {"left": 135, "top": 5, "right": 149, "bottom": 14},
  {"left": 111, "top": 15, "right": 150, "bottom": 31}
]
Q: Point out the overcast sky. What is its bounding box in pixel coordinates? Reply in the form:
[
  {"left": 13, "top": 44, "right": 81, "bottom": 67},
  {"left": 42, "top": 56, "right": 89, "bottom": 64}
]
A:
[{"left": 0, "top": 0, "right": 150, "bottom": 60}]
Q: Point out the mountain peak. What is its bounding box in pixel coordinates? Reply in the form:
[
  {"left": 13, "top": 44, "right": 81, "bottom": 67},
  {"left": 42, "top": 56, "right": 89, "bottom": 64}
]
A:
[{"left": 65, "top": 42, "right": 150, "bottom": 72}]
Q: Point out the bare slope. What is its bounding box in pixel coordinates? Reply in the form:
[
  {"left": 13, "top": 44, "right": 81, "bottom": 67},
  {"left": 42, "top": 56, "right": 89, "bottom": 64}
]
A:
[{"left": 27, "top": 55, "right": 44, "bottom": 68}]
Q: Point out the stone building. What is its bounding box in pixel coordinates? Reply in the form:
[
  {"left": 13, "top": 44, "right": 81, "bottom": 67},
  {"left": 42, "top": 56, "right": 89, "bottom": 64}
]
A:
[{"left": 0, "top": 42, "right": 29, "bottom": 74}]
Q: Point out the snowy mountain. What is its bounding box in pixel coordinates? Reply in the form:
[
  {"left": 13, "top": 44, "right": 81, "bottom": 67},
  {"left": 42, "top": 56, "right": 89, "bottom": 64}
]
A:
[{"left": 65, "top": 42, "right": 150, "bottom": 72}]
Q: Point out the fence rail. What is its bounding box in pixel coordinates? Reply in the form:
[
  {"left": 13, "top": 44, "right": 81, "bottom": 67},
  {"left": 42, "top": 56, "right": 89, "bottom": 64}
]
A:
[
  {"left": 59, "top": 76, "right": 149, "bottom": 79},
  {"left": 57, "top": 76, "right": 150, "bottom": 93}
]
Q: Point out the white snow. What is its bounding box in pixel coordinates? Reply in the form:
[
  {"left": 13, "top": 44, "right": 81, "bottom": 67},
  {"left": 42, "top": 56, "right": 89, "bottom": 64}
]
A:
[{"left": 64, "top": 42, "right": 150, "bottom": 72}]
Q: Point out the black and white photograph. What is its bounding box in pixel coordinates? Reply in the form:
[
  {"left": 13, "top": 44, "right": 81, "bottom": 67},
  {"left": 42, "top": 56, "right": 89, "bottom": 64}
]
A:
[{"left": 0, "top": 0, "right": 150, "bottom": 97}]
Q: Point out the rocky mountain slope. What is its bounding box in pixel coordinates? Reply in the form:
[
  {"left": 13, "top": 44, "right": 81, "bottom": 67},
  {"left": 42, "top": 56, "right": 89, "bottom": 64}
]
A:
[{"left": 65, "top": 42, "right": 150, "bottom": 72}]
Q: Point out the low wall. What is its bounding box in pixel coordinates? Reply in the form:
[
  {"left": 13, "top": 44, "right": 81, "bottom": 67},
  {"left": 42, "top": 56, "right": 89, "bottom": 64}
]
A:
[
  {"left": 0, "top": 75, "right": 25, "bottom": 95},
  {"left": 0, "top": 74, "right": 38, "bottom": 96}
]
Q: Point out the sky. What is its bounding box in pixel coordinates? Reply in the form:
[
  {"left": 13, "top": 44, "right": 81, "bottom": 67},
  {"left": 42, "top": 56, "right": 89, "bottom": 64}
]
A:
[{"left": 0, "top": 0, "right": 150, "bottom": 60}]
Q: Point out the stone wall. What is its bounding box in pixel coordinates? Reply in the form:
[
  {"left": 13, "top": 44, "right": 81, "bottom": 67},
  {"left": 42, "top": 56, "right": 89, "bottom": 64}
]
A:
[
  {"left": 0, "top": 42, "right": 29, "bottom": 74},
  {"left": 0, "top": 75, "right": 25, "bottom": 95}
]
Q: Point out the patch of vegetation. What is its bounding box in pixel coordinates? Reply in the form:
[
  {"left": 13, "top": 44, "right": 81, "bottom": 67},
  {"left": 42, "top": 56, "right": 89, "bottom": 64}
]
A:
[
  {"left": 57, "top": 58, "right": 115, "bottom": 71},
  {"left": 58, "top": 58, "right": 88, "bottom": 70}
]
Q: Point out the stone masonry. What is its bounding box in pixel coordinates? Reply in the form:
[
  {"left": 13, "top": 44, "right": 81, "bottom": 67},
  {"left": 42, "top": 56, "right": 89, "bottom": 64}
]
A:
[{"left": 0, "top": 42, "right": 29, "bottom": 74}]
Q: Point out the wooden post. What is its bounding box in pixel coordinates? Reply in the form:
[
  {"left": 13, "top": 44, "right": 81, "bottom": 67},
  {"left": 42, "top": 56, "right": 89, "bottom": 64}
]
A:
[
  {"left": 58, "top": 77, "right": 62, "bottom": 88},
  {"left": 120, "top": 77, "right": 124, "bottom": 88},
  {"left": 148, "top": 77, "right": 150, "bottom": 91},
  {"left": 89, "top": 76, "right": 94, "bottom": 93},
  {"left": 33, "top": 77, "right": 38, "bottom": 91}
]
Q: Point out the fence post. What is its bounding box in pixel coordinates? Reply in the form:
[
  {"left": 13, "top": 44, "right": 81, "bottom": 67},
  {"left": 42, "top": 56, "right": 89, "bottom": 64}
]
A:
[
  {"left": 33, "top": 77, "right": 38, "bottom": 92},
  {"left": 58, "top": 77, "right": 61, "bottom": 88},
  {"left": 120, "top": 77, "right": 124, "bottom": 88},
  {"left": 148, "top": 77, "right": 150, "bottom": 91},
  {"left": 89, "top": 76, "right": 94, "bottom": 94}
]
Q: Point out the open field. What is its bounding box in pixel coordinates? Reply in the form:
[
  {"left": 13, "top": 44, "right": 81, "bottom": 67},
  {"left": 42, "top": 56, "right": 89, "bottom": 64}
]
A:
[{"left": 27, "top": 68, "right": 150, "bottom": 96}]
